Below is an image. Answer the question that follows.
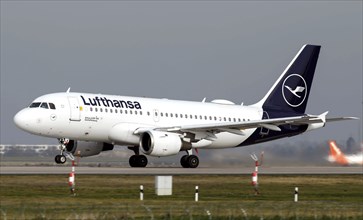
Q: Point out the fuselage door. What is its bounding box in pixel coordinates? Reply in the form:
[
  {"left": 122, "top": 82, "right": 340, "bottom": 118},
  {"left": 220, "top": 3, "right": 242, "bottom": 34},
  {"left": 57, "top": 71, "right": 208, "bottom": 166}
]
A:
[{"left": 68, "top": 97, "right": 81, "bottom": 121}]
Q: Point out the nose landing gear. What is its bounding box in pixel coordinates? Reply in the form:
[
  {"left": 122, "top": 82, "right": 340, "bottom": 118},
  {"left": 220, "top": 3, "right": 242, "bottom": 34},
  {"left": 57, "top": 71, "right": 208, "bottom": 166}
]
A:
[{"left": 55, "top": 138, "right": 71, "bottom": 164}]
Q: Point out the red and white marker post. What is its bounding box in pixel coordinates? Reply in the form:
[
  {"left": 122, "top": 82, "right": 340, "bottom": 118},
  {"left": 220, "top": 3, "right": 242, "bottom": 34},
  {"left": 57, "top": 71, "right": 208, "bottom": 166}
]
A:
[
  {"left": 250, "top": 151, "right": 264, "bottom": 195},
  {"left": 68, "top": 160, "right": 76, "bottom": 196}
]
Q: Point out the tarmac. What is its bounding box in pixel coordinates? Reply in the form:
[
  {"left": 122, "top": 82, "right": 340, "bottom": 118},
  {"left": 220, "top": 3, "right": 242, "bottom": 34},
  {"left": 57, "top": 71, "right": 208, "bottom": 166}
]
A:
[{"left": 1, "top": 166, "right": 362, "bottom": 175}]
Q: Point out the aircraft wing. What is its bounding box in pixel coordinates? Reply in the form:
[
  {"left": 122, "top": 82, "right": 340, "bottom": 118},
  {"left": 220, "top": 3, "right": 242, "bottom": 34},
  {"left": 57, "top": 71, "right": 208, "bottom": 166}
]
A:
[{"left": 156, "top": 113, "right": 358, "bottom": 136}]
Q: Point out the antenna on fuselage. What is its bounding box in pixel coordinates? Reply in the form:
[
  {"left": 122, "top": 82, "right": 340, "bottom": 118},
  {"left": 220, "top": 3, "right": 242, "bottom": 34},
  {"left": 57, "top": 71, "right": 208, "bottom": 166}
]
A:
[{"left": 66, "top": 87, "right": 71, "bottom": 93}]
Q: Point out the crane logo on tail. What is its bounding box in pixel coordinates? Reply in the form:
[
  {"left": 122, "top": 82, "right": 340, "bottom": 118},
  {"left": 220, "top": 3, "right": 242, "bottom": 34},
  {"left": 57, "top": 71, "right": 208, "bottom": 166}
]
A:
[
  {"left": 284, "top": 85, "right": 305, "bottom": 98},
  {"left": 282, "top": 74, "right": 307, "bottom": 107}
]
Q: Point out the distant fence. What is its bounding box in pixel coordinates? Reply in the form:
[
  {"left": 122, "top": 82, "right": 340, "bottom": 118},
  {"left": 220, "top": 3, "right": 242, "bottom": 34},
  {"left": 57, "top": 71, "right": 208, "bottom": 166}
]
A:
[{"left": 0, "top": 145, "right": 58, "bottom": 155}]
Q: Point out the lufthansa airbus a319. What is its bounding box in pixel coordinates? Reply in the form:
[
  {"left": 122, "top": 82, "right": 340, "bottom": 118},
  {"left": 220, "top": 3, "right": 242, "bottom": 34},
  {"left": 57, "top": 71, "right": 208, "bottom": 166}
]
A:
[{"left": 14, "top": 45, "right": 357, "bottom": 168}]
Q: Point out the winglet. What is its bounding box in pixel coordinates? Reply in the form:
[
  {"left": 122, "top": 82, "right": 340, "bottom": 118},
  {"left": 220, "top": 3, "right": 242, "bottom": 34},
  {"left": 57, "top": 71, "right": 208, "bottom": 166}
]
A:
[{"left": 318, "top": 111, "right": 329, "bottom": 123}]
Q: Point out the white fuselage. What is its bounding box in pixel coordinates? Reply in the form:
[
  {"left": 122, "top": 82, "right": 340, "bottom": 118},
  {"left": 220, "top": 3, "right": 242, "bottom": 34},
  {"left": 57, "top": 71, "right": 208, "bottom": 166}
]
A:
[{"left": 14, "top": 92, "right": 262, "bottom": 149}]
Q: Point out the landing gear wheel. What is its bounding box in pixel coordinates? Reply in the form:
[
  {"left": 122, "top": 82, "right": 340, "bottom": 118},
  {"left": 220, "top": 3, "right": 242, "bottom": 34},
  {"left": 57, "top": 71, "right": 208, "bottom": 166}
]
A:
[
  {"left": 55, "top": 155, "right": 66, "bottom": 164},
  {"left": 129, "top": 155, "right": 148, "bottom": 167},
  {"left": 180, "top": 155, "right": 199, "bottom": 168},
  {"left": 180, "top": 155, "right": 190, "bottom": 168},
  {"left": 187, "top": 155, "right": 199, "bottom": 168}
]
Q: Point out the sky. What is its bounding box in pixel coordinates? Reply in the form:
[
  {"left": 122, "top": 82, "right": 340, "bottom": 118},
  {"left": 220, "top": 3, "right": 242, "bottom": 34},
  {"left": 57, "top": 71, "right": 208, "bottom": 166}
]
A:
[{"left": 1, "top": 1, "right": 362, "bottom": 145}]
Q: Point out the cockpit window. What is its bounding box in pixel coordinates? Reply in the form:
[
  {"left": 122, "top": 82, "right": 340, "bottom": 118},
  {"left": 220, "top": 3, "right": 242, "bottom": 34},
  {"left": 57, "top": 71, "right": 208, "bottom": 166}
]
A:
[
  {"left": 40, "top": 102, "right": 49, "bottom": 109},
  {"left": 29, "top": 102, "right": 41, "bottom": 108},
  {"left": 49, "top": 103, "right": 56, "bottom": 109}
]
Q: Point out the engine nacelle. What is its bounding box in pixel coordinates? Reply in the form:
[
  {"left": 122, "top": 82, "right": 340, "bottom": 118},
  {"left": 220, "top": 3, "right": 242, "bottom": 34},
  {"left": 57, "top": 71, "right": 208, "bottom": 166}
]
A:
[
  {"left": 140, "top": 131, "right": 182, "bottom": 156},
  {"left": 66, "top": 140, "right": 114, "bottom": 157}
]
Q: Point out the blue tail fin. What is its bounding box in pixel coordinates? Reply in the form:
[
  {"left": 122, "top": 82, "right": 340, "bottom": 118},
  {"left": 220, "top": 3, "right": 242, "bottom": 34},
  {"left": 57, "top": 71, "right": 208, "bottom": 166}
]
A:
[{"left": 256, "top": 44, "right": 321, "bottom": 117}]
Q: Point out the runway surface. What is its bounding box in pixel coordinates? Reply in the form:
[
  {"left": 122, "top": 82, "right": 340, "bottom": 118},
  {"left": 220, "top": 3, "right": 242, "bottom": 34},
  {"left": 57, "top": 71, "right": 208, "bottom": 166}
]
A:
[{"left": 1, "top": 166, "right": 362, "bottom": 175}]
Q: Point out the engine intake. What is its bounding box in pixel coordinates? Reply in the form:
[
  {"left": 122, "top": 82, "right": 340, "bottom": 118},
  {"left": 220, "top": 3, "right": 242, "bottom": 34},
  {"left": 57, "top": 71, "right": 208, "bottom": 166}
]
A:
[{"left": 140, "top": 131, "right": 182, "bottom": 156}]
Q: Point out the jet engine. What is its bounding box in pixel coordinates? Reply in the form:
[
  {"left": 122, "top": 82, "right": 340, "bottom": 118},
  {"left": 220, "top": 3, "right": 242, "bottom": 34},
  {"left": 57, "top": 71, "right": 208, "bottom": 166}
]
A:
[
  {"left": 140, "top": 131, "right": 182, "bottom": 156},
  {"left": 65, "top": 140, "right": 114, "bottom": 157}
]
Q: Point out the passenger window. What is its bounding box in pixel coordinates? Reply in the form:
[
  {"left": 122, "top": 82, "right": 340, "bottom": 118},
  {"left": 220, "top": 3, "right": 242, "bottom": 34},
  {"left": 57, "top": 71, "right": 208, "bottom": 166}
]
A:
[
  {"left": 100, "top": 108, "right": 103, "bottom": 112},
  {"left": 160, "top": 112, "right": 163, "bottom": 117},
  {"left": 165, "top": 113, "right": 168, "bottom": 117},
  {"left": 29, "top": 102, "right": 41, "bottom": 108},
  {"left": 105, "top": 109, "right": 108, "bottom": 113},
  {"left": 125, "top": 110, "right": 128, "bottom": 114},
  {"left": 135, "top": 111, "right": 138, "bottom": 115},
  {"left": 90, "top": 107, "right": 93, "bottom": 112},
  {"left": 170, "top": 113, "right": 173, "bottom": 117},
  {"left": 40, "top": 103, "right": 48, "bottom": 109},
  {"left": 115, "top": 109, "right": 118, "bottom": 113},
  {"left": 95, "top": 108, "right": 98, "bottom": 112},
  {"left": 49, "top": 103, "right": 56, "bottom": 109},
  {"left": 140, "top": 111, "right": 142, "bottom": 115},
  {"left": 110, "top": 109, "right": 113, "bottom": 113}
]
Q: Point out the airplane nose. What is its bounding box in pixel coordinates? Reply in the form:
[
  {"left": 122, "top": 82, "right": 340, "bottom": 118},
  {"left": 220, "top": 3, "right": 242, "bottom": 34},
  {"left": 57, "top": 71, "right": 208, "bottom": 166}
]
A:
[{"left": 14, "top": 109, "right": 30, "bottom": 131}]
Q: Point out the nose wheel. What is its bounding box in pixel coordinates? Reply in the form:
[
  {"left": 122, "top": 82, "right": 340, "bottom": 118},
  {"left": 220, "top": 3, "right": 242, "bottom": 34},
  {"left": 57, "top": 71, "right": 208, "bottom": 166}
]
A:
[{"left": 55, "top": 154, "right": 67, "bottom": 164}]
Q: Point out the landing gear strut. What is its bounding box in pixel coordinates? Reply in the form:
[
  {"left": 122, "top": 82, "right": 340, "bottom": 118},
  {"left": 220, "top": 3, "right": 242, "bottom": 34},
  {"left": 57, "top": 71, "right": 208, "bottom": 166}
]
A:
[
  {"left": 55, "top": 138, "right": 69, "bottom": 164},
  {"left": 128, "top": 146, "right": 148, "bottom": 167},
  {"left": 180, "top": 150, "right": 199, "bottom": 168}
]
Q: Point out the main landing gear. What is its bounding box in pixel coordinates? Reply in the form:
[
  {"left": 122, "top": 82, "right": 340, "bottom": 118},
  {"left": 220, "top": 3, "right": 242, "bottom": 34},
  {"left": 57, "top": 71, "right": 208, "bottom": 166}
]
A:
[
  {"left": 180, "top": 150, "right": 199, "bottom": 168},
  {"left": 128, "top": 146, "right": 148, "bottom": 167},
  {"left": 55, "top": 138, "right": 69, "bottom": 164}
]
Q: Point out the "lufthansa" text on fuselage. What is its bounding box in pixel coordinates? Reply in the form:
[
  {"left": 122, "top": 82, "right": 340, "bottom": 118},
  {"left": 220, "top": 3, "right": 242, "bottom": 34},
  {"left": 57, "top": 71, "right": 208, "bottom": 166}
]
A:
[{"left": 81, "top": 95, "right": 141, "bottom": 109}]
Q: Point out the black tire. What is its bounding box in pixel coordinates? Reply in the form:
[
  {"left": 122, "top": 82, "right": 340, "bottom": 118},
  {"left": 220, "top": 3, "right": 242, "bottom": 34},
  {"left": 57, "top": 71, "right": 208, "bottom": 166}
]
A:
[
  {"left": 187, "top": 155, "right": 199, "bottom": 168},
  {"left": 180, "top": 155, "right": 189, "bottom": 168},
  {"left": 55, "top": 155, "right": 66, "bottom": 164},
  {"left": 129, "top": 155, "right": 138, "bottom": 167},
  {"left": 137, "top": 155, "right": 148, "bottom": 167}
]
